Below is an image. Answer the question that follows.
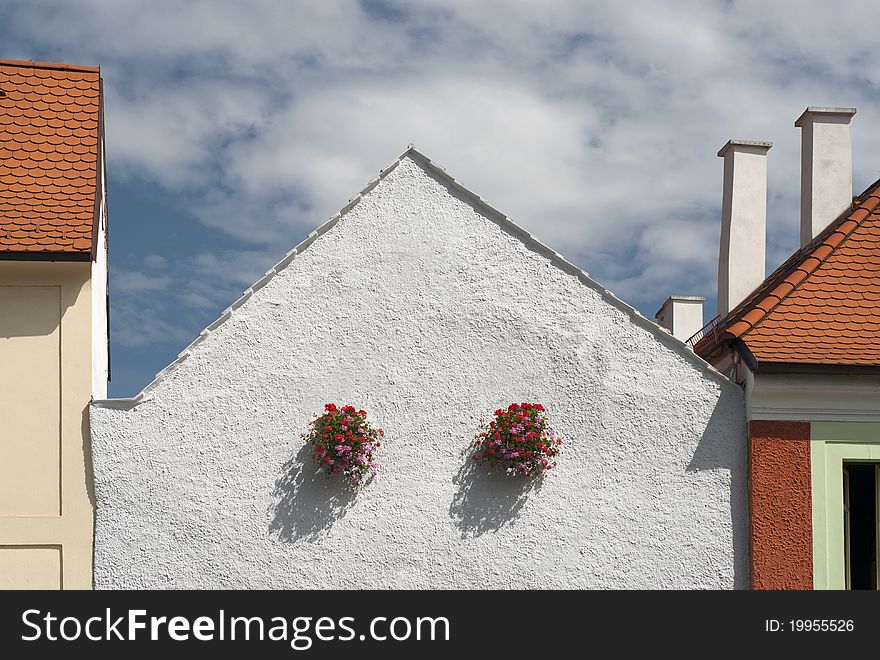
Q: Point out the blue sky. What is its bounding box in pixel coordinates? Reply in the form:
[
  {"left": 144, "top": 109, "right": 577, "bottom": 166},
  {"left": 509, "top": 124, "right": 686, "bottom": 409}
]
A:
[{"left": 2, "top": 1, "right": 876, "bottom": 396}]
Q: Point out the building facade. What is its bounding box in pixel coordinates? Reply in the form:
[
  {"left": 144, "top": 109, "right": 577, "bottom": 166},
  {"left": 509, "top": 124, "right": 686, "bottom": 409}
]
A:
[
  {"left": 90, "top": 149, "right": 747, "bottom": 589},
  {"left": 0, "top": 59, "right": 108, "bottom": 589},
  {"left": 5, "top": 60, "right": 873, "bottom": 591},
  {"left": 695, "top": 108, "right": 880, "bottom": 590}
]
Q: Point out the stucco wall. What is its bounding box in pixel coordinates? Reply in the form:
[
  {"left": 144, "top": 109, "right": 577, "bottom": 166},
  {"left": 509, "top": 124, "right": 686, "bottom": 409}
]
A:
[
  {"left": 748, "top": 420, "right": 812, "bottom": 590},
  {"left": 91, "top": 153, "right": 747, "bottom": 589},
  {"left": 0, "top": 262, "right": 95, "bottom": 589}
]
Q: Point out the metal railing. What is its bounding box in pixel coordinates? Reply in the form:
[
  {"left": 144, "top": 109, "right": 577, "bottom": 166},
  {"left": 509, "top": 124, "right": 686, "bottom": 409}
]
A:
[{"left": 687, "top": 314, "right": 721, "bottom": 349}]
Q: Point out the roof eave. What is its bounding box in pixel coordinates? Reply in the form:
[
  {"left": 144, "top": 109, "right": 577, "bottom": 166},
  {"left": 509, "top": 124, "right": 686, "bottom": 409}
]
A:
[
  {"left": 755, "top": 361, "right": 880, "bottom": 375},
  {"left": 0, "top": 251, "right": 92, "bottom": 262}
]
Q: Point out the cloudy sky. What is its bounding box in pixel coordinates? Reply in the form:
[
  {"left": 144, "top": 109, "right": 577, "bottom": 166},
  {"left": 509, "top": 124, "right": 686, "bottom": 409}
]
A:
[{"left": 3, "top": 1, "right": 875, "bottom": 396}]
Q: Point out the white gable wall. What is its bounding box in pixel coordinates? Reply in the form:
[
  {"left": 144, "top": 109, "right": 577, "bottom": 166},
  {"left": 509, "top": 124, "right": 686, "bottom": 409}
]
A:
[{"left": 91, "top": 154, "right": 747, "bottom": 589}]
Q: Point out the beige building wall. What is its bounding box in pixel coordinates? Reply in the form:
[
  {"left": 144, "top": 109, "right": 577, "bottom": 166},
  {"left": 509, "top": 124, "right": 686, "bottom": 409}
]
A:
[{"left": 0, "top": 262, "right": 95, "bottom": 589}]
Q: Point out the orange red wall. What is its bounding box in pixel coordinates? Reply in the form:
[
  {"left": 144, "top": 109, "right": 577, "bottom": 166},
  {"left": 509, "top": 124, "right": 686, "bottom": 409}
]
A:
[{"left": 748, "top": 420, "right": 813, "bottom": 589}]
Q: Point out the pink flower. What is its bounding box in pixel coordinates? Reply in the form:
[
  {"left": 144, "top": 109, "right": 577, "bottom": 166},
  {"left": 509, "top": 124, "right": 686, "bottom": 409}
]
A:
[
  {"left": 305, "top": 404, "right": 382, "bottom": 485},
  {"left": 472, "top": 403, "right": 561, "bottom": 477}
]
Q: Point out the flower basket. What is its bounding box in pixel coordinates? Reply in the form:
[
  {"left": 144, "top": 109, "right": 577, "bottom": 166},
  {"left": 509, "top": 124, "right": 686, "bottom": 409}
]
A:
[
  {"left": 472, "top": 403, "right": 562, "bottom": 476},
  {"left": 302, "top": 403, "right": 383, "bottom": 486}
]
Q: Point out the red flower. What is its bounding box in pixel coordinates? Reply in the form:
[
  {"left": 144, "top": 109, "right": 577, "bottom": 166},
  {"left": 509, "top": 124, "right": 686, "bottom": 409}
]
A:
[
  {"left": 303, "top": 404, "right": 382, "bottom": 486},
  {"left": 474, "top": 403, "right": 560, "bottom": 477}
]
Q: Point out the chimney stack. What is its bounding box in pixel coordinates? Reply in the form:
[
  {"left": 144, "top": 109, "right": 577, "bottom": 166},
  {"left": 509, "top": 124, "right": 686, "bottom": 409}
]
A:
[
  {"left": 795, "top": 107, "right": 856, "bottom": 247},
  {"left": 716, "top": 140, "right": 771, "bottom": 316},
  {"left": 655, "top": 295, "right": 704, "bottom": 342}
]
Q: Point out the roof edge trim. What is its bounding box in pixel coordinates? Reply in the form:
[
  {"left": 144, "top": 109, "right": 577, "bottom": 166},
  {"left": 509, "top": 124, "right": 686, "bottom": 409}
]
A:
[
  {"left": 757, "top": 361, "right": 880, "bottom": 375},
  {"left": 0, "top": 251, "right": 91, "bottom": 261},
  {"left": 0, "top": 58, "right": 99, "bottom": 73}
]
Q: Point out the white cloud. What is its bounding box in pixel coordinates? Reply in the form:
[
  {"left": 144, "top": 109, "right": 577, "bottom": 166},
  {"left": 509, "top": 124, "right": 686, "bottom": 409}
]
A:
[
  {"left": 113, "top": 270, "right": 172, "bottom": 294},
  {"left": 210, "top": 76, "right": 598, "bottom": 247},
  {"left": 143, "top": 255, "right": 169, "bottom": 269},
  {"left": 6, "top": 0, "right": 880, "bottom": 333},
  {"left": 111, "top": 297, "right": 191, "bottom": 349},
  {"left": 109, "top": 246, "right": 277, "bottom": 353}
]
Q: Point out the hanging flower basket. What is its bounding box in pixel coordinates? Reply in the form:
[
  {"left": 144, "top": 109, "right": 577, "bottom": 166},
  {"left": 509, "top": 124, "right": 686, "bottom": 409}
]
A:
[
  {"left": 302, "top": 403, "right": 383, "bottom": 486},
  {"left": 472, "top": 403, "right": 562, "bottom": 477}
]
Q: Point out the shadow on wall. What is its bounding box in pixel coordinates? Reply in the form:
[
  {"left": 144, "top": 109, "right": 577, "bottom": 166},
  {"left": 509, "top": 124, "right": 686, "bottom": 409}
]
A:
[
  {"left": 269, "top": 443, "right": 358, "bottom": 543},
  {"left": 0, "top": 284, "right": 78, "bottom": 339},
  {"left": 686, "top": 395, "right": 749, "bottom": 589},
  {"left": 449, "top": 450, "right": 542, "bottom": 538}
]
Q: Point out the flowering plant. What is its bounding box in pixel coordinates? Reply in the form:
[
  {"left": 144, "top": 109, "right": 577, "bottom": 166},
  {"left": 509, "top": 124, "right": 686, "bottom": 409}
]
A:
[
  {"left": 302, "top": 403, "right": 382, "bottom": 486},
  {"left": 472, "top": 402, "right": 562, "bottom": 476}
]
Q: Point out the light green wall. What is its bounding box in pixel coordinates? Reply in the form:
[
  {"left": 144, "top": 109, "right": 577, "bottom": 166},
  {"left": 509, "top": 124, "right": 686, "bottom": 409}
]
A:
[{"left": 811, "top": 422, "right": 880, "bottom": 590}]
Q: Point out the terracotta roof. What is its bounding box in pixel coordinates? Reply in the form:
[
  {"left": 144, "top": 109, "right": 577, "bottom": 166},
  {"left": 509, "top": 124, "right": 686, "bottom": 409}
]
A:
[
  {"left": 0, "top": 58, "right": 102, "bottom": 257},
  {"left": 694, "top": 179, "right": 880, "bottom": 366}
]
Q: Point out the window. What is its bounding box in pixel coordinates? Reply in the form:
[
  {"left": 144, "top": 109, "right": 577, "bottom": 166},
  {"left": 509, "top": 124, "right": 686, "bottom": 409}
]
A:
[
  {"left": 843, "top": 462, "right": 880, "bottom": 590},
  {"left": 809, "top": 423, "right": 880, "bottom": 590}
]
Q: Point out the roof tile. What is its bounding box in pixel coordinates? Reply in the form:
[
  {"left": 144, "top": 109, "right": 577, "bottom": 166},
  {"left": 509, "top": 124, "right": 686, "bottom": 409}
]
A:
[
  {"left": 0, "top": 59, "right": 101, "bottom": 255},
  {"left": 695, "top": 184, "right": 880, "bottom": 366}
]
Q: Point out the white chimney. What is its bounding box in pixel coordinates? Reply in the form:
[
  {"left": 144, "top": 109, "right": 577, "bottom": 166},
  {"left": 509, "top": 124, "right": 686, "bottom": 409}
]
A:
[
  {"left": 795, "top": 107, "right": 856, "bottom": 247},
  {"left": 717, "top": 139, "right": 771, "bottom": 316},
  {"left": 655, "top": 295, "right": 704, "bottom": 342}
]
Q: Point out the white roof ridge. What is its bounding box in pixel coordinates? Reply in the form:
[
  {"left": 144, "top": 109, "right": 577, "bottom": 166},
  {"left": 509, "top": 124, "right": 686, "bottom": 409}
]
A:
[{"left": 92, "top": 145, "right": 730, "bottom": 409}]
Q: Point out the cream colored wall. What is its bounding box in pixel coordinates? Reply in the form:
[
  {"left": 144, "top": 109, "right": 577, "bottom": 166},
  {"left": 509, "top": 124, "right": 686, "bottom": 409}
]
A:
[{"left": 0, "top": 262, "right": 95, "bottom": 589}]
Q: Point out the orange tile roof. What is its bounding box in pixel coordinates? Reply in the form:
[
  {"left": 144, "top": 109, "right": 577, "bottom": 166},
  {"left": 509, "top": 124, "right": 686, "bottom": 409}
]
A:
[
  {"left": 694, "top": 180, "right": 880, "bottom": 366},
  {"left": 0, "top": 59, "right": 101, "bottom": 257}
]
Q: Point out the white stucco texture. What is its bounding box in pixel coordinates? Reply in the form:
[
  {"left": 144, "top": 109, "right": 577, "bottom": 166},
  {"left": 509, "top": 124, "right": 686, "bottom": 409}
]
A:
[{"left": 91, "top": 150, "right": 747, "bottom": 589}]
